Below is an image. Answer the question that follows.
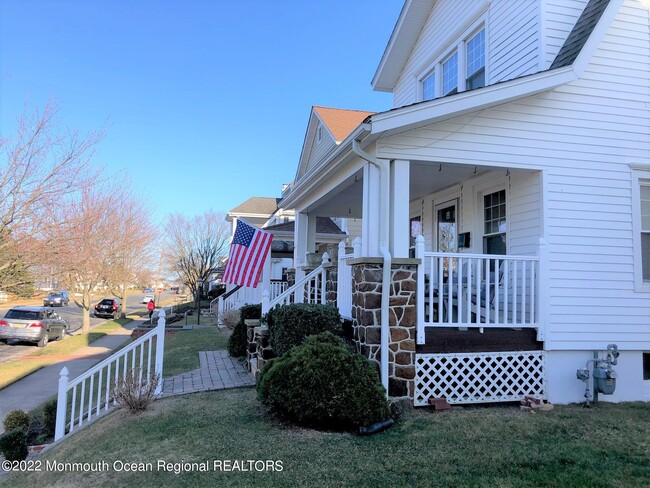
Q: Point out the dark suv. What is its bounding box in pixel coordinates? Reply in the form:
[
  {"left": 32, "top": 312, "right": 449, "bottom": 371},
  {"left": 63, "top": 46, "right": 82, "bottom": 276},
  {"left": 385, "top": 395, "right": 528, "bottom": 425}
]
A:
[
  {"left": 44, "top": 291, "right": 69, "bottom": 307},
  {"left": 94, "top": 298, "right": 120, "bottom": 319}
]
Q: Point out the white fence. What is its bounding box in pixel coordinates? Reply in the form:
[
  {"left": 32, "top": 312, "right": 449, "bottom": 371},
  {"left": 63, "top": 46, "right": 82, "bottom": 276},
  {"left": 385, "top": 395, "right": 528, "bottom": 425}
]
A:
[
  {"left": 414, "top": 351, "right": 546, "bottom": 405},
  {"left": 336, "top": 238, "right": 360, "bottom": 319},
  {"left": 55, "top": 312, "right": 166, "bottom": 441},
  {"left": 415, "top": 236, "right": 539, "bottom": 343},
  {"left": 270, "top": 281, "right": 288, "bottom": 300}
]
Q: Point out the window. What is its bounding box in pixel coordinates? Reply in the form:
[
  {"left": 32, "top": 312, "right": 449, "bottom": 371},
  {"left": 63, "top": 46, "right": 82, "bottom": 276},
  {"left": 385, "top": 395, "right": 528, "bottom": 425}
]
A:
[
  {"left": 466, "top": 29, "right": 485, "bottom": 90},
  {"left": 317, "top": 126, "right": 322, "bottom": 142},
  {"left": 442, "top": 52, "right": 458, "bottom": 95},
  {"left": 483, "top": 189, "right": 506, "bottom": 256},
  {"left": 422, "top": 72, "right": 436, "bottom": 101},
  {"left": 418, "top": 22, "right": 486, "bottom": 101},
  {"left": 641, "top": 182, "right": 650, "bottom": 282},
  {"left": 409, "top": 215, "right": 422, "bottom": 258}
]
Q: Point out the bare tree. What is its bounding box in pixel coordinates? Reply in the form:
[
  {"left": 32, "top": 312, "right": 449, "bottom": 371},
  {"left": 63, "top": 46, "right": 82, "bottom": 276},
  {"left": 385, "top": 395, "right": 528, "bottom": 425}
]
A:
[
  {"left": 105, "top": 189, "right": 158, "bottom": 318},
  {"left": 164, "top": 212, "right": 230, "bottom": 300},
  {"left": 0, "top": 103, "right": 100, "bottom": 290}
]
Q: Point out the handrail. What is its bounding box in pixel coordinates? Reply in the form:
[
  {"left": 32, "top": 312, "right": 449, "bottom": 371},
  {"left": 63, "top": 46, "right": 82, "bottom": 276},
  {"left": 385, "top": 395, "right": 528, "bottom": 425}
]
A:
[
  {"left": 221, "top": 285, "right": 243, "bottom": 300},
  {"left": 55, "top": 313, "right": 166, "bottom": 441}
]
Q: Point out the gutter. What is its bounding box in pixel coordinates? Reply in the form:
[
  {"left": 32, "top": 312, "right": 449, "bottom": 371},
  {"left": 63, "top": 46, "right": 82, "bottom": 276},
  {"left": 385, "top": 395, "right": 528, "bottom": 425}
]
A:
[{"left": 351, "top": 138, "right": 391, "bottom": 398}]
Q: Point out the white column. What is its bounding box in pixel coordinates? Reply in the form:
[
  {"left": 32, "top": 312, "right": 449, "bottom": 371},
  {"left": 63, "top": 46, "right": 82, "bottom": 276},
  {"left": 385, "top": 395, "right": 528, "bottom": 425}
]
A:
[
  {"left": 362, "top": 162, "right": 380, "bottom": 256},
  {"left": 294, "top": 211, "right": 308, "bottom": 270},
  {"left": 307, "top": 214, "right": 317, "bottom": 254},
  {"left": 390, "top": 159, "right": 410, "bottom": 258}
]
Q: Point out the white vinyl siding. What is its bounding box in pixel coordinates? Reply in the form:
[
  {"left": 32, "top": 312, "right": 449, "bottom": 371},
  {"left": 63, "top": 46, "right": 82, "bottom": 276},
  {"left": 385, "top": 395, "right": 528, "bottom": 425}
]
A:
[
  {"left": 393, "top": 0, "right": 538, "bottom": 108},
  {"left": 543, "top": 0, "right": 589, "bottom": 68},
  {"left": 379, "top": 0, "right": 650, "bottom": 350},
  {"left": 304, "top": 130, "right": 337, "bottom": 175}
]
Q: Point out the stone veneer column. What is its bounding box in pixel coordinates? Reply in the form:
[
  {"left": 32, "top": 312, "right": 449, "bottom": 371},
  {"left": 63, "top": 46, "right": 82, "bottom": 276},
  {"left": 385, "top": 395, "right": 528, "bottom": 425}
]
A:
[
  {"left": 349, "top": 257, "right": 419, "bottom": 402},
  {"left": 324, "top": 262, "right": 337, "bottom": 307}
]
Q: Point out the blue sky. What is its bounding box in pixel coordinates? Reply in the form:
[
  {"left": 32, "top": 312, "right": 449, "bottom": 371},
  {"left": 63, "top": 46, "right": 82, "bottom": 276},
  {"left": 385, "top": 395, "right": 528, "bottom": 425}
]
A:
[{"left": 0, "top": 1, "right": 403, "bottom": 221}]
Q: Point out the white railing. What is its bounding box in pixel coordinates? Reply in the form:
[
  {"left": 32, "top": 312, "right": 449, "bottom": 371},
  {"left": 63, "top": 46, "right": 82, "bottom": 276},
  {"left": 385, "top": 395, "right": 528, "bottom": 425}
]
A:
[
  {"left": 270, "top": 281, "right": 288, "bottom": 300},
  {"left": 415, "top": 236, "right": 539, "bottom": 344},
  {"left": 336, "top": 238, "right": 361, "bottom": 319},
  {"left": 262, "top": 254, "right": 329, "bottom": 314},
  {"left": 55, "top": 311, "right": 166, "bottom": 441}
]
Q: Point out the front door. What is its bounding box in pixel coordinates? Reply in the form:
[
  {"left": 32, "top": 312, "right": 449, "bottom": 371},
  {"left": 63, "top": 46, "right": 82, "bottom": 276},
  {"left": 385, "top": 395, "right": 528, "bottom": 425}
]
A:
[{"left": 435, "top": 199, "right": 458, "bottom": 253}]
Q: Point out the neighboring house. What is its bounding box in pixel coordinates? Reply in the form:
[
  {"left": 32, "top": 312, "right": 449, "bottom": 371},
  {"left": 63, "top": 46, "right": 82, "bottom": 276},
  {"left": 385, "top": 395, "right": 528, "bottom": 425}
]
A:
[{"left": 279, "top": 0, "right": 650, "bottom": 406}]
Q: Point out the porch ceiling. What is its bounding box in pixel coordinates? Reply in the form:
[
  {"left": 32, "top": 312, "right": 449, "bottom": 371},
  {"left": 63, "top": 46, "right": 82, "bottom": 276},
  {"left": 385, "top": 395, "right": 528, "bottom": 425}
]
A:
[
  {"left": 304, "top": 168, "right": 364, "bottom": 218},
  {"left": 410, "top": 162, "right": 492, "bottom": 200}
]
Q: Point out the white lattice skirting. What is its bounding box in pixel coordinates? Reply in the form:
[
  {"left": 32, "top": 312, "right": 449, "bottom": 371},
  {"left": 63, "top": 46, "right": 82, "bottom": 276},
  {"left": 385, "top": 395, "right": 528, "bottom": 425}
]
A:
[{"left": 414, "top": 351, "right": 546, "bottom": 406}]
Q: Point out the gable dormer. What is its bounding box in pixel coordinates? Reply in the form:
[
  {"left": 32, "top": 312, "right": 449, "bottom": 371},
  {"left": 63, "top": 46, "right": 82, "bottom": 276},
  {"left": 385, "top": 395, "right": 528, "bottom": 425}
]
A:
[
  {"left": 373, "top": 0, "right": 595, "bottom": 109},
  {"left": 294, "top": 106, "right": 373, "bottom": 181}
]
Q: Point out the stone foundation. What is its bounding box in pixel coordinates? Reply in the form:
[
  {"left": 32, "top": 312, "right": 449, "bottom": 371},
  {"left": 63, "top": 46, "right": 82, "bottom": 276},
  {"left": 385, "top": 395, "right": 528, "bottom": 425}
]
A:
[
  {"left": 324, "top": 262, "right": 337, "bottom": 307},
  {"left": 349, "top": 258, "right": 419, "bottom": 402},
  {"left": 246, "top": 321, "right": 273, "bottom": 378}
]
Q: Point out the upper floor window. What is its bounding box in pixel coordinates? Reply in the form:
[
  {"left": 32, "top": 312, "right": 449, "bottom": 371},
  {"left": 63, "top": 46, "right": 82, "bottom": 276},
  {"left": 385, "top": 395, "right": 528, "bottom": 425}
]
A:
[
  {"left": 442, "top": 52, "right": 458, "bottom": 95},
  {"left": 466, "top": 29, "right": 485, "bottom": 90},
  {"left": 418, "top": 23, "right": 486, "bottom": 101},
  {"left": 640, "top": 181, "right": 650, "bottom": 282},
  {"left": 632, "top": 168, "right": 650, "bottom": 290}
]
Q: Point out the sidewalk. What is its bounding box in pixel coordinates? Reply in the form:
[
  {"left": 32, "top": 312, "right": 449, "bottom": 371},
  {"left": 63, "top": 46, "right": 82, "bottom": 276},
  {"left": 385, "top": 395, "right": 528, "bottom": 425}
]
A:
[{"left": 0, "top": 319, "right": 143, "bottom": 434}]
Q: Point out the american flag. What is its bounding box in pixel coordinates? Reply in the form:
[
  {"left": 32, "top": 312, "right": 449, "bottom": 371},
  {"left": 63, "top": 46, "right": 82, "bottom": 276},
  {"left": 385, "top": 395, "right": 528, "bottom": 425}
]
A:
[{"left": 222, "top": 219, "right": 273, "bottom": 288}]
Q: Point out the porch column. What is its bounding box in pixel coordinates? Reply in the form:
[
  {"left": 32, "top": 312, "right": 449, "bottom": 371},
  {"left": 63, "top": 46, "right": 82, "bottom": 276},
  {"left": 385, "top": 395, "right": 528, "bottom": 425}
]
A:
[
  {"left": 362, "top": 162, "right": 380, "bottom": 256},
  {"left": 260, "top": 251, "right": 272, "bottom": 297},
  {"left": 294, "top": 211, "right": 308, "bottom": 282},
  {"left": 390, "top": 159, "right": 410, "bottom": 258}
]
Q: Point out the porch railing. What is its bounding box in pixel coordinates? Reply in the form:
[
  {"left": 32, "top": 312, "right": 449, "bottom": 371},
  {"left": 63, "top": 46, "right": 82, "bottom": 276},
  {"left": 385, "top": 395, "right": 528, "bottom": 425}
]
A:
[
  {"left": 55, "top": 311, "right": 166, "bottom": 441},
  {"left": 270, "top": 280, "right": 288, "bottom": 300},
  {"left": 415, "top": 236, "right": 539, "bottom": 344},
  {"left": 336, "top": 238, "right": 361, "bottom": 319},
  {"left": 262, "top": 254, "right": 328, "bottom": 314}
]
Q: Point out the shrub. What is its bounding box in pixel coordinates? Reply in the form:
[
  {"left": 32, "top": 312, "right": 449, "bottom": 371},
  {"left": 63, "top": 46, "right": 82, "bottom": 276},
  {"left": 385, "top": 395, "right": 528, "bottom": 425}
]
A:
[
  {"left": 26, "top": 416, "right": 46, "bottom": 445},
  {"left": 0, "top": 429, "right": 29, "bottom": 461},
  {"left": 257, "top": 332, "right": 390, "bottom": 430},
  {"left": 267, "top": 303, "right": 341, "bottom": 356},
  {"left": 3, "top": 410, "right": 30, "bottom": 433},
  {"left": 227, "top": 304, "right": 261, "bottom": 357},
  {"left": 114, "top": 368, "right": 160, "bottom": 413},
  {"left": 220, "top": 308, "right": 240, "bottom": 330},
  {"left": 42, "top": 399, "right": 57, "bottom": 438}
]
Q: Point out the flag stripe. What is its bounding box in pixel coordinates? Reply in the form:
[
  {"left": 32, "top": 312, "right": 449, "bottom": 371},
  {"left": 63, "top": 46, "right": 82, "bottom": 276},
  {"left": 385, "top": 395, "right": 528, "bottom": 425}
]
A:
[{"left": 222, "top": 220, "right": 273, "bottom": 288}]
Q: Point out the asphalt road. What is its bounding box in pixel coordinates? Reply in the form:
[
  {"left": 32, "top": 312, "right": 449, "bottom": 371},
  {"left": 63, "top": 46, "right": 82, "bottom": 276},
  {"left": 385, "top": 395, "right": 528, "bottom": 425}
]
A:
[{"left": 0, "top": 293, "right": 161, "bottom": 365}]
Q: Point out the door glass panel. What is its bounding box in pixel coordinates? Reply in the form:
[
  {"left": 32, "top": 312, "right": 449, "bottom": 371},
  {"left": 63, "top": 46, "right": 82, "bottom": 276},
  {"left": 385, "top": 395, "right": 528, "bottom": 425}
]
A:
[{"left": 437, "top": 202, "right": 457, "bottom": 252}]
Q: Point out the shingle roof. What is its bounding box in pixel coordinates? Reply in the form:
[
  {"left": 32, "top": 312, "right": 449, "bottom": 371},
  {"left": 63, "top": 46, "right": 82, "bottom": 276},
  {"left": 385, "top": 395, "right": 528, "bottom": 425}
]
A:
[
  {"left": 264, "top": 217, "right": 345, "bottom": 235},
  {"left": 550, "top": 0, "right": 610, "bottom": 69},
  {"left": 313, "top": 106, "right": 374, "bottom": 143},
  {"left": 228, "top": 197, "right": 280, "bottom": 216}
]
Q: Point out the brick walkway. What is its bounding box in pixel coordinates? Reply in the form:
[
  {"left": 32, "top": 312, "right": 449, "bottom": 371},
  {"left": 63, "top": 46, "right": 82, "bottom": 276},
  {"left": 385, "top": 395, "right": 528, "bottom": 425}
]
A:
[{"left": 161, "top": 350, "right": 254, "bottom": 397}]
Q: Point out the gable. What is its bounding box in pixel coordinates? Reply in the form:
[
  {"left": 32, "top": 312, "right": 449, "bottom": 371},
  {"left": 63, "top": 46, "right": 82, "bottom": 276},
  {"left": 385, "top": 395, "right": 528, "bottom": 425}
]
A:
[{"left": 294, "top": 106, "right": 373, "bottom": 182}]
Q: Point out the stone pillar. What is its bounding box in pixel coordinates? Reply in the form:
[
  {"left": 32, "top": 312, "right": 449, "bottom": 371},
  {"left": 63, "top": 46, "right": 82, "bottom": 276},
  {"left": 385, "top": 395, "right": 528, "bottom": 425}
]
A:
[
  {"left": 324, "top": 262, "right": 337, "bottom": 307},
  {"left": 349, "top": 257, "right": 419, "bottom": 403},
  {"left": 285, "top": 269, "right": 295, "bottom": 288}
]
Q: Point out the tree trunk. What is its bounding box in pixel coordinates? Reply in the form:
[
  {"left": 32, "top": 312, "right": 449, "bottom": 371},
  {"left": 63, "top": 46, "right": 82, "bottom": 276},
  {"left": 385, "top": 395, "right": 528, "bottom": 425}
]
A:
[
  {"left": 120, "top": 284, "right": 129, "bottom": 319},
  {"left": 81, "top": 289, "right": 91, "bottom": 334}
]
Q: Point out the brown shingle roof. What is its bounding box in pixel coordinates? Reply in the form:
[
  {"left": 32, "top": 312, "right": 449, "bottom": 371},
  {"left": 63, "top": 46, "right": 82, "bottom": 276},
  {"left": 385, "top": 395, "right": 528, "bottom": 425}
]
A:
[
  {"left": 228, "top": 197, "right": 280, "bottom": 216},
  {"left": 313, "top": 106, "right": 374, "bottom": 143},
  {"left": 264, "top": 217, "right": 345, "bottom": 235}
]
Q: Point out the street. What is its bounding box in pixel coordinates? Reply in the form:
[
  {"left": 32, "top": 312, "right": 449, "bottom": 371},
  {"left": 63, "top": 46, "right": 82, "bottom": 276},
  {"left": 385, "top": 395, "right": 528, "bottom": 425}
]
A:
[{"left": 0, "top": 293, "right": 158, "bottom": 365}]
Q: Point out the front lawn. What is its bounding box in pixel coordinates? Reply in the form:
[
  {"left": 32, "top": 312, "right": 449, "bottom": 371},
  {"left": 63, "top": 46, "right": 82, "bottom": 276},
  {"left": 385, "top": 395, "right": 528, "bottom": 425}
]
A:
[
  {"left": 4, "top": 389, "right": 649, "bottom": 487},
  {"left": 162, "top": 327, "right": 229, "bottom": 377}
]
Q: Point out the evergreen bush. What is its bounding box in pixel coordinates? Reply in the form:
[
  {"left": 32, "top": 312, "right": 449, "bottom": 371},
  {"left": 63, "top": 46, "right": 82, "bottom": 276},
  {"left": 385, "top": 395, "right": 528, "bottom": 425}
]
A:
[
  {"left": 257, "top": 332, "right": 390, "bottom": 430},
  {"left": 43, "top": 399, "right": 57, "bottom": 438},
  {"left": 267, "top": 303, "right": 341, "bottom": 356},
  {"left": 0, "top": 429, "right": 29, "bottom": 461},
  {"left": 227, "top": 303, "right": 261, "bottom": 357},
  {"left": 3, "top": 410, "right": 30, "bottom": 433}
]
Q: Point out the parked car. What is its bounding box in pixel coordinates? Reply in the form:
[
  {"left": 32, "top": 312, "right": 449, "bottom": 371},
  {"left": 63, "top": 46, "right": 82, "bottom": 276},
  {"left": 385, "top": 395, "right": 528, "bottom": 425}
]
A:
[
  {"left": 94, "top": 298, "right": 120, "bottom": 319},
  {"left": 143, "top": 288, "right": 154, "bottom": 293},
  {"left": 43, "top": 291, "right": 70, "bottom": 307},
  {"left": 142, "top": 294, "right": 154, "bottom": 304},
  {"left": 0, "top": 306, "right": 69, "bottom": 347}
]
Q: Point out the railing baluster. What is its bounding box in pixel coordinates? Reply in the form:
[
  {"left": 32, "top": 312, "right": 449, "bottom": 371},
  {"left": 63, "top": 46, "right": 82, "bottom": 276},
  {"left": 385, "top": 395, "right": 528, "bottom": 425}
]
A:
[
  {"left": 87, "top": 375, "right": 94, "bottom": 421},
  {"left": 147, "top": 336, "right": 153, "bottom": 379},
  {"left": 504, "top": 260, "right": 510, "bottom": 326},
  {"left": 513, "top": 262, "right": 518, "bottom": 326},
  {"left": 96, "top": 369, "right": 103, "bottom": 416},
  {"left": 78, "top": 380, "right": 86, "bottom": 427},
  {"left": 105, "top": 362, "right": 111, "bottom": 412},
  {"left": 139, "top": 343, "right": 144, "bottom": 384},
  {"left": 522, "top": 261, "right": 527, "bottom": 325},
  {"left": 531, "top": 260, "right": 537, "bottom": 325},
  {"left": 70, "top": 385, "right": 77, "bottom": 433},
  {"left": 466, "top": 258, "right": 473, "bottom": 324}
]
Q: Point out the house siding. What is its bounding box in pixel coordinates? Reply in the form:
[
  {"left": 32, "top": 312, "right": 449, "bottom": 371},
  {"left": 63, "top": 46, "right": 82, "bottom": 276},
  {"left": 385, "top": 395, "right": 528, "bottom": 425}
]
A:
[
  {"left": 543, "top": 0, "right": 589, "bottom": 68},
  {"left": 393, "top": 0, "right": 539, "bottom": 108},
  {"left": 379, "top": 0, "right": 650, "bottom": 351},
  {"left": 304, "top": 130, "right": 337, "bottom": 176}
]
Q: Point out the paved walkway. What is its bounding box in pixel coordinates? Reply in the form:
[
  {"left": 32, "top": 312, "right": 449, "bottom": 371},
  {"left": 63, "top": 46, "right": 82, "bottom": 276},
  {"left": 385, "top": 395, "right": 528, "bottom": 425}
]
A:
[
  {"left": 162, "top": 350, "right": 254, "bottom": 397},
  {"left": 0, "top": 319, "right": 142, "bottom": 434}
]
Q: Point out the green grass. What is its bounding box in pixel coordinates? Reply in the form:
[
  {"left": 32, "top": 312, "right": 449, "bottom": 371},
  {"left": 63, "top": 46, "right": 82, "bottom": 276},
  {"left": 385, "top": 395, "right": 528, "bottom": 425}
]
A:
[
  {"left": 162, "top": 327, "right": 229, "bottom": 377},
  {"left": 4, "top": 389, "right": 649, "bottom": 487},
  {"left": 0, "top": 319, "right": 132, "bottom": 390}
]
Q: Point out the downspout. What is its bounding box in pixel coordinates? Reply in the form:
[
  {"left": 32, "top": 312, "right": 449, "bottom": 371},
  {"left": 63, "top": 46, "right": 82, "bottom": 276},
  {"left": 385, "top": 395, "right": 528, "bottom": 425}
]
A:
[{"left": 352, "top": 136, "right": 391, "bottom": 397}]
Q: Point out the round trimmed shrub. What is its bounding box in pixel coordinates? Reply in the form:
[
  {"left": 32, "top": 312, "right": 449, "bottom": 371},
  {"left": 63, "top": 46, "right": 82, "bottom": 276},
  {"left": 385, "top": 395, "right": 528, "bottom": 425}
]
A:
[
  {"left": 3, "top": 410, "right": 30, "bottom": 433},
  {"left": 0, "top": 429, "right": 28, "bottom": 461},
  {"left": 257, "top": 332, "right": 390, "bottom": 430},
  {"left": 267, "top": 303, "right": 342, "bottom": 356},
  {"left": 227, "top": 303, "right": 261, "bottom": 357},
  {"left": 42, "top": 399, "right": 58, "bottom": 438}
]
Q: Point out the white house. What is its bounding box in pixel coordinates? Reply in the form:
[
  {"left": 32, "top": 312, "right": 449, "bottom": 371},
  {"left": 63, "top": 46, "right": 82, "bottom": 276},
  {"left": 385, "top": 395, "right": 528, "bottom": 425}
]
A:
[{"left": 277, "top": 0, "right": 650, "bottom": 405}]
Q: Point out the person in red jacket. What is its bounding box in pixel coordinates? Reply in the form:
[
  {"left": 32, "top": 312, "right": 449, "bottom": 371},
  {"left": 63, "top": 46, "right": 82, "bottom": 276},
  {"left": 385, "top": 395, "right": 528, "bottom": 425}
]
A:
[{"left": 147, "top": 299, "right": 155, "bottom": 323}]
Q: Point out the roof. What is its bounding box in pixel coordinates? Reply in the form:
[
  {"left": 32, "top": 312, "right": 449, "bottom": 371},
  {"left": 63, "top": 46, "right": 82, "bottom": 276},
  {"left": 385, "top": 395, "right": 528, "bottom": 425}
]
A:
[
  {"left": 228, "top": 197, "right": 280, "bottom": 216},
  {"left": 313, "top": 106, "right": 374, "bottom": 143},
  {"left": 551, "top": 0, "right": 611, "bottom": 69},
  {"left": 264, "top": 217, "right": 345, "bottom": 236}
]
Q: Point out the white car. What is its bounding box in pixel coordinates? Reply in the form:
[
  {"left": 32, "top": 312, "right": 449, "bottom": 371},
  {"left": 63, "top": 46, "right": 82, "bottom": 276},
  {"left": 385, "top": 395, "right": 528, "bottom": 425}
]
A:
[{"left": 142, "top": 294, "right": 154, "bottom": 304}]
